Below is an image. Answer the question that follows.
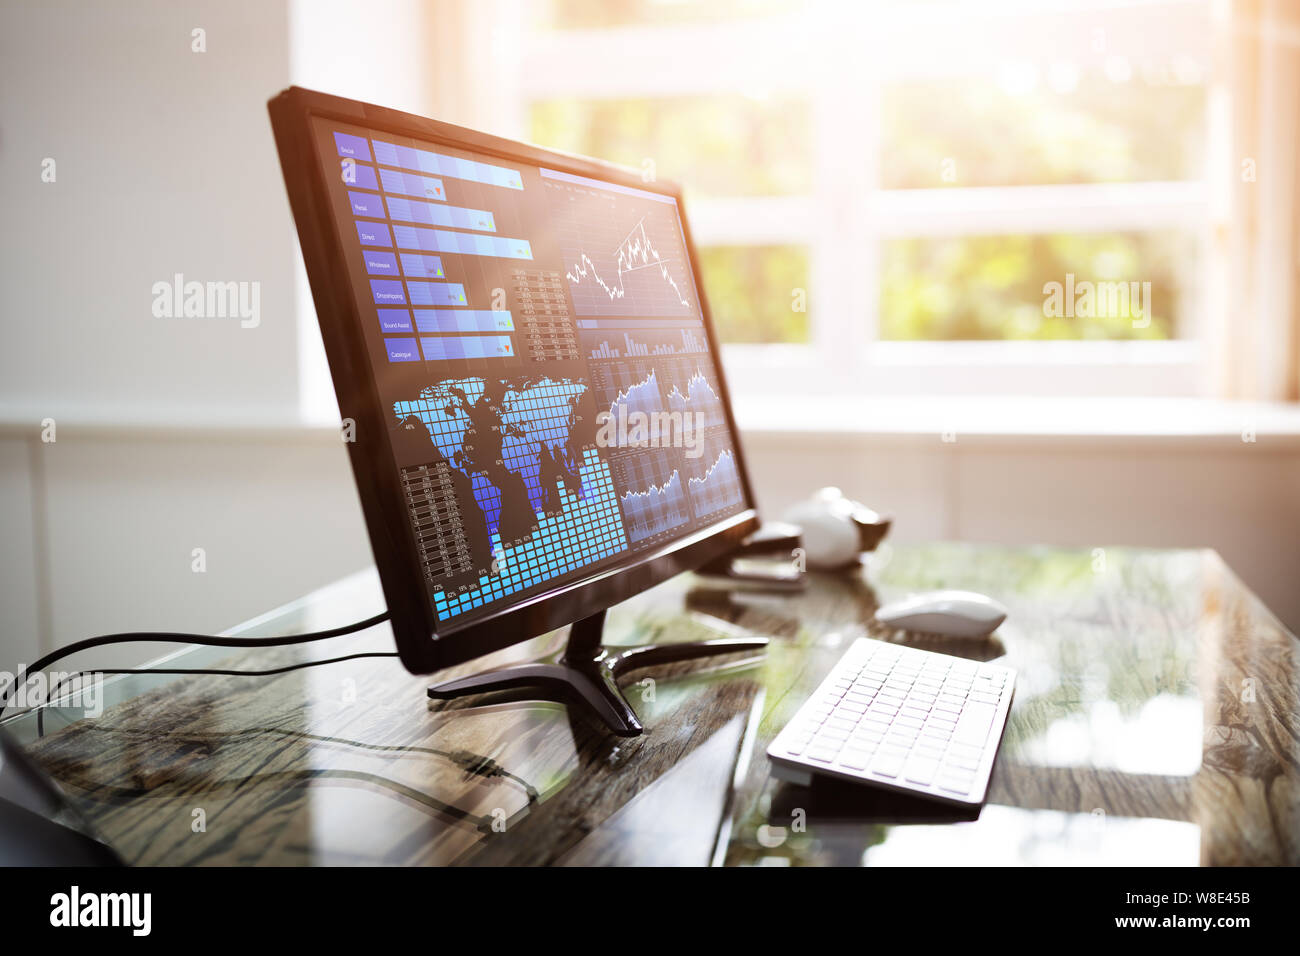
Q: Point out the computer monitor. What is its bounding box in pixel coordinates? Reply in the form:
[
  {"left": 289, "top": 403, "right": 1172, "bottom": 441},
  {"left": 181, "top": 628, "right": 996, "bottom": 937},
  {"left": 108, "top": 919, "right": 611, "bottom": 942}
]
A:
[{"left": 269, "top": 87, "right": 768, "bottom": 735}]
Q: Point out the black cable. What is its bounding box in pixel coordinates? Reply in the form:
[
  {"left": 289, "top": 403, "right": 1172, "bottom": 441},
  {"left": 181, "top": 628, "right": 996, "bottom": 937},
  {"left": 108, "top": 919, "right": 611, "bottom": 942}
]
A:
[
  {"left": 21, "top": 641, "right": 546, "bottom": 810},
  {"left": 0, "top": 610, "right": 390, "bottom": 720},
  {"left": 31, "top": 651, "right": 401, "bottom": 734}
]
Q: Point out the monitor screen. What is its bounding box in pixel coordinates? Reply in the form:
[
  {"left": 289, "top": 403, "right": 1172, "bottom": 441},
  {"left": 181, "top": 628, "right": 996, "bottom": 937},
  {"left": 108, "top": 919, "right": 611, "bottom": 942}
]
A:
[{"left": 309, "top": 118, "right": 750, "bottom": 630}]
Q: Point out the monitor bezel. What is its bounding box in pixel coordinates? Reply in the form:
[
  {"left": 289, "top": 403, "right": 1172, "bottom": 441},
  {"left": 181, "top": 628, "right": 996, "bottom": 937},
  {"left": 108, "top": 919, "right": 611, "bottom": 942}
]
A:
[{"left": 268, "top": 86, "right": 761, "bottom": 674}]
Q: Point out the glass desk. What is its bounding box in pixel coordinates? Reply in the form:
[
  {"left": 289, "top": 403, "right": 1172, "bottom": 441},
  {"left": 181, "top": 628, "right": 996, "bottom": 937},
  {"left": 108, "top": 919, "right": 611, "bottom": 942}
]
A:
[{"left": 6, "top": 543, "right": 1298, "bottom": 865}]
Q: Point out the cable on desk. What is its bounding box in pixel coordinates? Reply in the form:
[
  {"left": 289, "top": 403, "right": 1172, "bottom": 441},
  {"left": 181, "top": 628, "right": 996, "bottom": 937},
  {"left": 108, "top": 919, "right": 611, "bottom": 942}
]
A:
[
  {"left": 0, "top": 610, "right": 391, "bottom": 720},
  {"left": 29, "top": 650, "right": 401, "bottom": 736}
]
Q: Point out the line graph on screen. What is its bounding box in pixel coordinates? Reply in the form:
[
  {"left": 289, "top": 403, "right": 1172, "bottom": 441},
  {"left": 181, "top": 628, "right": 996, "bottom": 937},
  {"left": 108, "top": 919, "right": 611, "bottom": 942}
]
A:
[{"left": 547, "top": 183, "right": 698, "bottom": 318}]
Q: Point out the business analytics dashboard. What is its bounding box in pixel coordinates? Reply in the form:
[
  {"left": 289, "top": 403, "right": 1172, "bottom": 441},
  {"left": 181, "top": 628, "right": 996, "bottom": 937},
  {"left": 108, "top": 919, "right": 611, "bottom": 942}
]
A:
[{"left": 315, "top": 120, "right": 747, "bottom": 627}]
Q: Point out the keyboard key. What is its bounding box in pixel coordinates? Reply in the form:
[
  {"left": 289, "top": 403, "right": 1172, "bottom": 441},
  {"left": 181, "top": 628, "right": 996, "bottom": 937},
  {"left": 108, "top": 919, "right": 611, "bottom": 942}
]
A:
[
  {"left": 904, "top": 756, "right": 940, "bottom": 785},
  {"left": 938, "top": 774, "right": 974, "bottom": 795},
  {"left": 952, "top": 702, "right": 997, "bottom": 745},
  {"left": 870, "top": 752, "right": 906, "bottom": 777},
  {"left": 807, "top": 746, "right": 839, "bottom": 763},
  {"left": 849, "top": 741, "right": 881, "bottom": 759},
  {"left": 839, "top": 749, "right": 871, "bottom": 771},
  {"left": 915, "top": 740, "right": 946, "bottom": 758}
]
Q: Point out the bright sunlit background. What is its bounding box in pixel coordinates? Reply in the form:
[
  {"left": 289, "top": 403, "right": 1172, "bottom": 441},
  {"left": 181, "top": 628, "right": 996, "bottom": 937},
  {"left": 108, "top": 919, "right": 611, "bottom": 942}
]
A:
[
  {"left": 529, "top": 0, "right": 1205, "bottom": 349},
  {"left": 2, "top": 0, "right": 1298, "bottom": 675}
]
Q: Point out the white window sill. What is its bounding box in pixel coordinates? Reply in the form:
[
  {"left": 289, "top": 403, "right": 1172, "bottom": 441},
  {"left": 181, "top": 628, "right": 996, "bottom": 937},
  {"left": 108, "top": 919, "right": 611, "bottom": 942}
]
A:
[
  {"left": 4, "top": 396, "right": 1300, "bottom": 450},
  {"left": 730, "top": 394, "right": 1300, "bottom": 448},
  {"left": 721, "top": 341, "right": 1205, "bottom": 398}
]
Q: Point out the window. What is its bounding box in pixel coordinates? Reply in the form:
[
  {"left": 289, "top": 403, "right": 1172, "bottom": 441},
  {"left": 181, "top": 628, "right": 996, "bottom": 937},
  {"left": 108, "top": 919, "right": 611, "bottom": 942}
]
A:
[{"left": 518, "top": 0, "right": 1218, "bottom": 397}]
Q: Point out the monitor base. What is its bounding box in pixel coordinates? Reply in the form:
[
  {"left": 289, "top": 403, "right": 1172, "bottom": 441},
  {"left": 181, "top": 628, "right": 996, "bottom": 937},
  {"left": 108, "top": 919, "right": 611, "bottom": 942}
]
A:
[{"left": 427, "top": 608, "right": 768, "bottom": 737}]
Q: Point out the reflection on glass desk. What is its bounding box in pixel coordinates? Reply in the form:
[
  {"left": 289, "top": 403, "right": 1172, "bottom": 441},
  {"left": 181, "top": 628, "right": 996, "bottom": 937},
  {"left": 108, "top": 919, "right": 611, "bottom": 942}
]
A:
[{"left": 5, "top": 544, "right": 1298, "bottom": 866}]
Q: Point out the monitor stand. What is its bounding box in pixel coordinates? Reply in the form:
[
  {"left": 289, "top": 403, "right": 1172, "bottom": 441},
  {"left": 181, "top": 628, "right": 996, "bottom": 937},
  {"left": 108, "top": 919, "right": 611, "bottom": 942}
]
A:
[{"left": 427, "top": 608, "right": 768, "bottom": 737}]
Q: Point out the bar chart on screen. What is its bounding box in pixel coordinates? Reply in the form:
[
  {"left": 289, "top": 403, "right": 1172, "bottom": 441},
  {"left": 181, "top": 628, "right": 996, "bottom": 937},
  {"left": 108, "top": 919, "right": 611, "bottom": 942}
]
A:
[
  {"left": 582, "top": 324, "right": 708, "bottom": 358},
  {"left": 334, "top": 128, "right": 532, "bottom": 366}
]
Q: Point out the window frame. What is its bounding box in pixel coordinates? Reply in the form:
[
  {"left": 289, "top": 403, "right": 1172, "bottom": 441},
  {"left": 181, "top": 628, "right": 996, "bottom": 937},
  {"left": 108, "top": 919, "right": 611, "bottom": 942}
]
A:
[{"left": 516, "top": 0, "right": 1220, "bottom": 398}]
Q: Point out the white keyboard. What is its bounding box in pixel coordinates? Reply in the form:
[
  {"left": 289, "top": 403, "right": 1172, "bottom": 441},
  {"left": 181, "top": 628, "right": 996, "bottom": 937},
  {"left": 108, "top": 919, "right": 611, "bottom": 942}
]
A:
[{"left": 767, "top": 638, "right": 1015, "bottom": 806}]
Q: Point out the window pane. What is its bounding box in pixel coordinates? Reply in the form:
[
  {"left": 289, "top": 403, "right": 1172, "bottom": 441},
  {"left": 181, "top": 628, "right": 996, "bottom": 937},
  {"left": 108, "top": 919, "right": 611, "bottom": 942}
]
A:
[
  {"left": 880, "top": 233, "right": 1192, "bottom": 341},
  {"left": 529, "top": 97, "right": 811, "bottom": 198},
  {"left": 881, "top": 71, "right": 1206, "bottom": 189},
  {"left": 698, "top": 245, "right": 809, "bottom": 344}
]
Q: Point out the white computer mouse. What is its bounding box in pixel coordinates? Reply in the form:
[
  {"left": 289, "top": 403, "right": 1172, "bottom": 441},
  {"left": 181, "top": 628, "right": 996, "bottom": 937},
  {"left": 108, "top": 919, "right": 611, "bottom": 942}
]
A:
[{"left": 874, "top": 590, "right": 1008, "bottom": 638}]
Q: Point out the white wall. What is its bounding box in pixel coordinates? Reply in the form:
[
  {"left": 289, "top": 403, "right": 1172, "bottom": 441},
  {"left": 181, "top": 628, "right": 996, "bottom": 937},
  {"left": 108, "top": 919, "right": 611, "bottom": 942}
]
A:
[
  {"left": 0, "top": 440, "right": 43, "bottom": 667},
  {"left": 740, "top": 429, "right": 1300, "bottom": 632},
  {"left": 1, "top": 427, "right": 373, "bottom": 671},
  {"left": 0, "top": 0, "right": 298, "bottom": 423}
]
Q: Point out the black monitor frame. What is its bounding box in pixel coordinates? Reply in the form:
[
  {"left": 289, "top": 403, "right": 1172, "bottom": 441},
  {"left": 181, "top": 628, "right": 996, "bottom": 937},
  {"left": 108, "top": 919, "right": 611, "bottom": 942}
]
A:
[{"left": 268, "top": 86, "right": 761, "bottom": 675}]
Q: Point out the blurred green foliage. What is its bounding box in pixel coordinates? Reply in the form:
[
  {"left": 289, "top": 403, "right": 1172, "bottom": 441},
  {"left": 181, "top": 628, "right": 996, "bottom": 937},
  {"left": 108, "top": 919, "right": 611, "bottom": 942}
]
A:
[
  {"left": 527, "top": 65, "right": 1204, "bottom": 343},
  {"left": 882, "top": 74, "right": 1206, "bottom": 188},
  {"left": 697, "top": 245, "right": 809, "bottom": 343},
  {"left": 881, "top": 233, "right": 1187, "bottom": 340}
]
